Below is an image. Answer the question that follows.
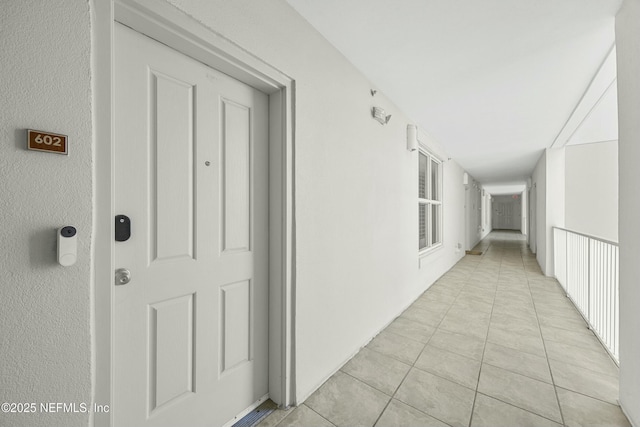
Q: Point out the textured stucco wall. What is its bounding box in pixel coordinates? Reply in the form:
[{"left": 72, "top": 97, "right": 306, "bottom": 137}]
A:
[{"left": 0, "top": 1, "right": 93, "bottom": 427}]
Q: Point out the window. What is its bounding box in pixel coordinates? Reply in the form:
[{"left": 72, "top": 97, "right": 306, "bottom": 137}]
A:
[{"left": 419, "top": 149, "right": 442, "bottom": 252}]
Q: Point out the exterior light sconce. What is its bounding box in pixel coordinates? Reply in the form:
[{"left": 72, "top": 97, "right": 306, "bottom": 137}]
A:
[
  {"left": 407, "top": 125, "right": 418, "bottom": 151},
  {"left": 372, "top": 107, "right": 391, "bottom": 125}
]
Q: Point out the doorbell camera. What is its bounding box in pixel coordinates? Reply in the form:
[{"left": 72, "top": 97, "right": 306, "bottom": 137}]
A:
[{"left": 58, "top": 226, "right": 77, "bottom": 266}]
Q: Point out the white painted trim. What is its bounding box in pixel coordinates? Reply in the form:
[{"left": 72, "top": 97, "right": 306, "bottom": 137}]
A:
[
  {"left": 551, "top": 44, "right": 617, "bottom": 148},
  {"left": 418, "top": 147, "right": 444, "bottom": 253},
  {"left": 418, "top": 199, "right": 443, "bottom": 205},
  {"left": 93, "top": 2, "right": 296, "bottom": 425},
  {"left": 419, "top": 243, "right": 443, "bottom": 259},
  {"left": 115, "top": 0, "right": 291, "bottom": 94},
  {"left": 91, "top": 1, "right": 115, "bottom": 426},
  {"left": 417, "top": 140, "right": 443, "bottom": 163}
]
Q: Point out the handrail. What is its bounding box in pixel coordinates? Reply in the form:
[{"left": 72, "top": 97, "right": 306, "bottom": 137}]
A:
[{"left": 553, "top": 226, "right": 618, "bottom": 247}]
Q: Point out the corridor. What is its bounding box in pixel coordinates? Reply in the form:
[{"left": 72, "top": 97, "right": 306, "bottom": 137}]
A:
[{"left": 257, "top": 231, "right": 629, "bottom": 427}]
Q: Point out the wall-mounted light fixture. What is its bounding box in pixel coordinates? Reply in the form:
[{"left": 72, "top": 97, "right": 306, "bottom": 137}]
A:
[
  {"left": 372, "top": 107, "right": 391, "bottom": 125},
  {"left": 463, "top": 172, "right": 469, "bottom": 186},
  {"left": 407, "top": 125, "right": 418, "bottom": 151}
]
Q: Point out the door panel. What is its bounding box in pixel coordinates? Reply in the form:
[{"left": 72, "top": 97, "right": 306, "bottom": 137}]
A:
[
  {"left": 149, "top": 294, "right": 195, "bottom": 411},
  {"left": 114, "top": 23, "right": 268, "bottom": 427},
  {"left": 222, "top": 100, "right": 251, "bottom": 253},
  {"left": 221, "top": 280, "right": 251, "bottom": 373},
  {"left": 151, "top": 71, "right": 196, "bottom": 262}
]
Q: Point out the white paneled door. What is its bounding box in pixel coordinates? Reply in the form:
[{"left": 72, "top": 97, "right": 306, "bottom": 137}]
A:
[
  {"left": 492, "top": 198, "right": 522, "bottom": 231},
  {"left": 113, "top": 23, "right": 269, "bottom": 427}
]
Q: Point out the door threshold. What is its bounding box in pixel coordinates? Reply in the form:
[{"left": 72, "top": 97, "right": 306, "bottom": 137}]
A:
[{"left": 229, "top": 399, "right": 277, "bottom": 427}]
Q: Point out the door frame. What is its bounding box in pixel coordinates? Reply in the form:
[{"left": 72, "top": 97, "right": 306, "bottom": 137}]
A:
[{"left": 93, "top": 1, "right": 296, "bottom": 425}]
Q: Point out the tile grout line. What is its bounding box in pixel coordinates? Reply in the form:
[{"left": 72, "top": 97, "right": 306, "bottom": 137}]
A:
[
  {"left": 554, "top": 384, "right": 623, "bottom": 407},
  {"left": 469, "top": 235, "right": 571, "bottom": 425},
  {"left": 474, "top": 391, "right": 565, "bottom": 426},
  {"left": 268, "top": 404, "right": 295, "bottom": 427},
  {"left": 301, "top": 404, "right": 336, "bottom": 427},
  {"left": 372, "top": 254, "right": 477, "bottom": 427},
  {"left": 525, "top": 246, "right": 567, "bottom": 427},
  {"left": 468, "top": 239, "right": 500, "bottom": 427}
]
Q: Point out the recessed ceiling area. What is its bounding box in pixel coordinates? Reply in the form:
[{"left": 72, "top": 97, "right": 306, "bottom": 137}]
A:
[{"left": 286, "top": 0, "right": 621, "bottom": 191}]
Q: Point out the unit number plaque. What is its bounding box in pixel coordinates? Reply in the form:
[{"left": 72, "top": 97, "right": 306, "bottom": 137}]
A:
[{"left": 27, "top": 129, "right": 68, "bottom": 155}]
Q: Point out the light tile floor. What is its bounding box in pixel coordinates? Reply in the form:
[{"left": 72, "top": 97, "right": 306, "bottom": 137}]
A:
[{"left": 257, "top": 231, "right": 630, "bottom": 427}]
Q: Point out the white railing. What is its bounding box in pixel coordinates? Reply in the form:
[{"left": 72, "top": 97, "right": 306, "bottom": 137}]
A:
[{"left": 553, "top": 227, "right": 619, "bottom": 362}]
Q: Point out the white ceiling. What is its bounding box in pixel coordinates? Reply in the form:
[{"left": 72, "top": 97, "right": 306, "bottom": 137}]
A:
[{"left": 286, "top": 0, "right": 621, "bottom": 194}]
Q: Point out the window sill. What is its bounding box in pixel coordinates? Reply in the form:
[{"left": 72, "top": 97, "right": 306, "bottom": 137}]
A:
[{"left": 419, "top": 243, "right": 443, "bottom": 259}]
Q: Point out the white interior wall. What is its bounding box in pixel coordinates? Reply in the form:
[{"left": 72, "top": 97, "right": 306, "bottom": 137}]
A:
[
  {"left": 465, "top": 187, "right": 472, "bottom": 249},
  {"left": 529, "top": 185, "right": 537, "bottom": 252},
  {"left": 531, "top": 148, "right": 565, "bottom": 276},
  {"left": 545, "top": 148, "right": 566, "bottom": 275},
  {"left": 532, "top": 152, "right": 547, "bottom": 270},
  {"left": 481, "top": 192, "right": 486, "bottom": 235},
  {"left": 521, "top": 190, "right": 528, "bottom": 235},
  {"left": 615, "top": 1, "right": 640, "bottom": 424},
  {"left": 487, "top": 194, "right": 493, "bottom": 237},
  {"left": 565, "top": 141, "right": 619, "bottom": 242},
  {"left": 0, "top": 3, "right": 93, "bottom": 427}
]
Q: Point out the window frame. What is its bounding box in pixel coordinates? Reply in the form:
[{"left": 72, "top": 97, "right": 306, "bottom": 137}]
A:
[{"left": 418, "top": 146, "right": 443, "bottom": 255}]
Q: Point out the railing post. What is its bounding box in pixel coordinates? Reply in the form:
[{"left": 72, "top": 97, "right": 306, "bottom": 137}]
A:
[
  {"left": 587, "top": 237, "right": 591, "bottom": 329},
  {"left": 565, "top": 230, "right": 569, "bottom": 297}
]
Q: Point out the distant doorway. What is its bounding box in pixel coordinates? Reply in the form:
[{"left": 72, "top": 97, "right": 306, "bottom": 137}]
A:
[{"left": 492, "top": 194, "right": 522, "bottom": 231}]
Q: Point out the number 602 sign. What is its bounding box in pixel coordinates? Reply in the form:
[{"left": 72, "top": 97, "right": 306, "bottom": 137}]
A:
[{"left": 27, "top": 129, "right": 68, "bottom": 155}]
